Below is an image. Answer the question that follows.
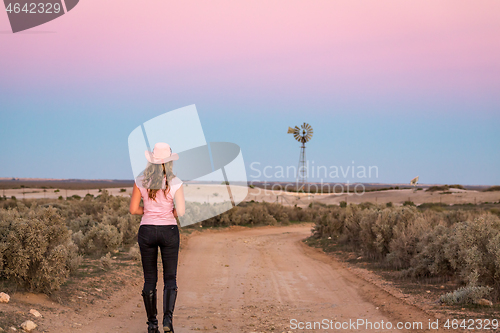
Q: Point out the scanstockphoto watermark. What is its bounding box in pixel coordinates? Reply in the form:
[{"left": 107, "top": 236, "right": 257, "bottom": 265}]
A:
[
  {"left": 250, "top": 180, "right": 367, "bottom": 196},
  {"left": 249, "top": 161, "right": 379, "bottom": 181},
  {"left": 290, "top": 318, "right": 426, "bottom": 331},
  {"left": 289, "top": 318, "right": 500, "bottom": 331},
  {"left": 249, "top": 161, "right": 378, "bottom": 195}
]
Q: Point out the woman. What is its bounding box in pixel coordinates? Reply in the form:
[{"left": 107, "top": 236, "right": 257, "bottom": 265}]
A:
[{"left": 129, "top": 142, "right": 185, "bottom": 333}]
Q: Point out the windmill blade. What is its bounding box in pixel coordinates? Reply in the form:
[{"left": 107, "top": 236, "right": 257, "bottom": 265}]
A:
[
  {"left": 287, "top": 127, "right": 295, "bottom": 134},
  {"left": 292, "top": 126, "right": 302, "bottom": 142}
]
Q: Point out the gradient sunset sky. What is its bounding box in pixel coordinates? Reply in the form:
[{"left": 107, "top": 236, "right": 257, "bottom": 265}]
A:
[{"left": 0, "top": 0, "right": 499, "bottom": 184}]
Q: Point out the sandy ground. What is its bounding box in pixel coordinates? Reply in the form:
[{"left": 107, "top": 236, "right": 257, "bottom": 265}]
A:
[
  {"left": 247, "top": 187, "right": 500, "bottom": 207},
  {"left": 3, "top": 185, "right": 499, "bottom": 208},
  {"left": 1, "top": 187, "right": 131, "bottom": 200},
  {"left": 2, "top": 224, "right": 450, "bottom": 332}
]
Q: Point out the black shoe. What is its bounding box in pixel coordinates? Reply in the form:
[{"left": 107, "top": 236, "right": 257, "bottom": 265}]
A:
[
  {"left": 142, "top": 289, "right": 160, "bottom": 333},
  {"left": 163, "top": 288, "right": 178, "bottom": 332}
]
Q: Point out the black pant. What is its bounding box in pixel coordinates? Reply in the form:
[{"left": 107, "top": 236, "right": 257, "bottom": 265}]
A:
[{"left": 138, "top": 224, "right": 180, "bottom": 292}]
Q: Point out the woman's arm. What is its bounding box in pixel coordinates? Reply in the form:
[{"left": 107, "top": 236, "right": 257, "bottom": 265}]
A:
[
  {"left": 173, "top": 185, "right": 185, "bottom": 217},
  {"left": 129, "top": 183, "right": 144, "bottom": 215}
]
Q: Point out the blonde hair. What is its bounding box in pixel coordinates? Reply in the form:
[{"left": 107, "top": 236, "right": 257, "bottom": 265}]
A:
[{"left": 141, "top": 161, "right": 175, "bottom": 201}]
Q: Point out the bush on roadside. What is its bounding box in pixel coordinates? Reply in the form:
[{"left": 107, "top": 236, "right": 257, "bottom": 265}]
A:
[
  {"left": 78, "top": 223, "right": 122, "bottom": 256},
  {"left": 128, "top": 243, "right": 141, "bottom": 261},
  {"left": 440, "top": 285, "right": 493, "bottom": 305},
  {"left": 100, "top": 252, "right": 113, "bottom": 270},
  {"left": 0, "top": 205, "right": 78, "bottom": 293},
  {"left": 405, "top": 224, "right": 454, "bottom": 278},
  {"left": 309, "top": 201, "right": 500, "bottom": 300},
  {"left": 387, "top": 216, "right": 431, "bottom": 269}
]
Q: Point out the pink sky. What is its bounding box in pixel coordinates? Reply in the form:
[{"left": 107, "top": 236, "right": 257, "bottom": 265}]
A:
[
  {"left": 1, "top": 0, "right": 499, "bottom": 114},
  {"left": 1, "top": 1, "right": 499, "bottom": 183}
]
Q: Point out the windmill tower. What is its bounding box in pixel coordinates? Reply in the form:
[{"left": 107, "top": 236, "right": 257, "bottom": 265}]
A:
[{"left": 288, "top": 123, "right": 313, "bottom": 190}]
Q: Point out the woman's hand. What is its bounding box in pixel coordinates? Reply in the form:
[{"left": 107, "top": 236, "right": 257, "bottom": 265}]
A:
[{"left": 172, "top": 208, "right": 178, "bottom": 218}]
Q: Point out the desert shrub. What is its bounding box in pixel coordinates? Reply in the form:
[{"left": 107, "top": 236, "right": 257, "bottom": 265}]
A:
[
  {"left": 400, "top": 214, "right": 500, "bottom": 301},
  {"left": 448, "top": 216, "right": 500, "bottom": 289},
  {"left": 2, "top": 199, "right": 19, "bottom": 210},
  {"left": 278, "top": 212, "right": 289, "bottom": 224},
  {"left": 67, "top": 213, "right": 97, "bottom": 234},
  {"left": 247, "top": 204, "right": 271, "bottom": 225},
  {"left": 440, "top": 285, "right": 493, "bottom": 305},
  {"left": 311, "top": 208, "right": 343, "bottom": 239},
  {"left": 100, "top": 252, "right": 113, "bottom": 270},
  {"left": 371, "top": 207, "right": 418, "bottom": 256},
  {"left": 484, "top": 186, "right": 500, "bottom": 192},
  {"left": 406, "top": 224, "right": 454, "bottom": 278},
  {"left": 295, "top": 205, "right": 314, "bottom": 221},
  {"left": 116, "top": 214, "right": 141, "bottom": 244},
  {"left": 386, "top": 202, "right": 393, "bottom": 208},
  {"left": 403, "top": 201, "right": 415, "bottom": 207},
  {"left": 387, "top": 216, "right": 431, "bottom": 269},
  {"left": 285, "top": 205, "right": 306, "bottom": 221},
  {"left": 0, "top": 206, "right": 78, "bottom": 293},
  {"left": 442, "top": 210, "right": 478, "bottom": 226},
  {"left": 491, "top": 208, "right": 500, "bottom": 217},
  {"left": 266, "top": 203, "right": 291, "bottom": 224},
  {"left": 68, "top": 253, "right": 83, "bottom": 273},
  {"left": 129, "top": 244, "right": 141, "bottom": 261},
  {"left": 310, "top": 202, "right": 500, "bottom": 301},
  {"left": 264, "top": 214, "right": 278, "bottom": 225},
  {"left": 339, "top": 201, "right": 347, "bottom": 208},
  {"left": 358, "top": 202, "right": 376, "bottom": 210},
  {"left": 188, "top": 201, "right": 299, "bottom": 227},
  {"left": 78, "top": 223, "right": 122, "bottom": 256},
  {"left": 418, "top": 202, "right": 448, "bottom": 211},
  {"left": 357, "top": 209, "right": 381, "bottom": 258},
  {"left": 426, "top": 185, "right": 450, "bottom": 192},
  {"left": 339, "top": 205, "right": 363, "bottom": 247}
]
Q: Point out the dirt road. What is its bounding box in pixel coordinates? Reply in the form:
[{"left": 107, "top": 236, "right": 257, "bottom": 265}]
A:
[{"left": 23, "top": 224, "right": 442, "bottom": 332}]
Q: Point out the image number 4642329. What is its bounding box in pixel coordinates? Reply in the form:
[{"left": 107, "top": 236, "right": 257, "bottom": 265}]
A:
[{"left": 3, "top": 0, "right": 79, "bottom": 33}]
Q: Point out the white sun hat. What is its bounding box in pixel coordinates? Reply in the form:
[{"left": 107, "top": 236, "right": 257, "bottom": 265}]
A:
[{"left": 144, "top": 142, "right": 179, "bottom": 164}]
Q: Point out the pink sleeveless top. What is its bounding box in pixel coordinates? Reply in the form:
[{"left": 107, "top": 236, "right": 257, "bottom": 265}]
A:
[{"left": 137, "top": 176, "right": 183, "bottom": 226}]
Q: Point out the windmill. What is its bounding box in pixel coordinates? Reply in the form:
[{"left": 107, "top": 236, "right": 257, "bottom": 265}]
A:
[
  {"left": 410, "top": 176, "right": 419, "bottom": 192},
  {"left": 288, "top": 123, "right": 313, "bottom": 190}
]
